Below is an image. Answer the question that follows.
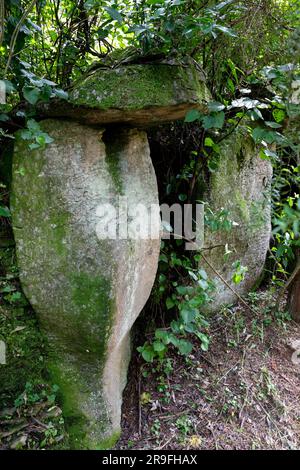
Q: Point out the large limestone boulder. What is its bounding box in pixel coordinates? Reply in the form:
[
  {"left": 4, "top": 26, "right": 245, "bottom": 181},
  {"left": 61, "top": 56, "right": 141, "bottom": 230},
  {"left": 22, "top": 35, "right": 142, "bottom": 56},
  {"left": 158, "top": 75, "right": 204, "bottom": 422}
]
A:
[
  {"left": 11, "top": 120, "right": 160, "bottom": 449},
  {"left": 38, "top": 62, "right": 211, "bottom": 127},
  {"left": 201, "top": 128, "right": 272, "bottom": 310}
]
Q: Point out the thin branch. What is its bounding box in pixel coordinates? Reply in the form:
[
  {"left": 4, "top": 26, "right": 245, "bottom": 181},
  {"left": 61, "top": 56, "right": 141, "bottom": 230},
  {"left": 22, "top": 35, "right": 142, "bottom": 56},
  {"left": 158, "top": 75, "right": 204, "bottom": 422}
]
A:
[{"left": 3, "top": 0, "right": 38, "bottom": 78}]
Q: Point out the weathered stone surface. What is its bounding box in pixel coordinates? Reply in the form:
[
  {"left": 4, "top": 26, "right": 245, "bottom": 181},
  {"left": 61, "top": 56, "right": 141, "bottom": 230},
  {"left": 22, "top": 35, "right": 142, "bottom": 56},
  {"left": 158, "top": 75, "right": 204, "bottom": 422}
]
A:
[
  {"left": 39, "top": 63, "right": 211, "bottom": 127},
  {"left": 201, "top": 128, "right": 272, "bottom": 310},
  {"left": 11, "top": 120, "right": 160, "bottom": 448}
]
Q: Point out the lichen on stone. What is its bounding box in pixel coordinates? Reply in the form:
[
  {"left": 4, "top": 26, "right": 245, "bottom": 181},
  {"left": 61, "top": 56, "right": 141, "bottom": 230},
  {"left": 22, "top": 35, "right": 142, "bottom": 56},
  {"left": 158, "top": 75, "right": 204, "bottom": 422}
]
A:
[{"left": 11, "top": 119, "right": 160, "bottom": 450}]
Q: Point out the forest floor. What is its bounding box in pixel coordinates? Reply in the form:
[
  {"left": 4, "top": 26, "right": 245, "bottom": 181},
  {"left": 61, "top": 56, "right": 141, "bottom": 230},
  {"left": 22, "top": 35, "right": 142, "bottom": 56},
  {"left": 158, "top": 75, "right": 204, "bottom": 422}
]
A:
[
  {"left": 118, "top": 290, "right": 300, "bottom": 450},
  {"left": 1, "top": 237, "right": 300, "bottom": 451}
]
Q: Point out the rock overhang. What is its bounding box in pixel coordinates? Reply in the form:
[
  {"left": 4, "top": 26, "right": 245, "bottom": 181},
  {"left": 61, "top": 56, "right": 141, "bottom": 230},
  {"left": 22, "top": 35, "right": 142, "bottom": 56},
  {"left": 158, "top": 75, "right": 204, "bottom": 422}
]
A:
[{"left": 38, "top": 61, "right": 211, "bottom": 127}]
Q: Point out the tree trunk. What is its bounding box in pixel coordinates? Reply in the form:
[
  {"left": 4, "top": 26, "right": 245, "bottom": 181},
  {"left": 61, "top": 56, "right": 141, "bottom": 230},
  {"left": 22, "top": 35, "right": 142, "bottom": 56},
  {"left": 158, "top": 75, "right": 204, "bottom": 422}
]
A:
[{"left": 288, "top": 265, "right": 300, "bottom": 322}]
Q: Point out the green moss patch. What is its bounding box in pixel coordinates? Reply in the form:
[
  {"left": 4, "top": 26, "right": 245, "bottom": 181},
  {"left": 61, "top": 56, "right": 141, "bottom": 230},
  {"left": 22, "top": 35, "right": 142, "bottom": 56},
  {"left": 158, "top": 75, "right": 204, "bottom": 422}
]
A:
[{"left": 70, "top": 63, "right": 209, "bottom": 111}]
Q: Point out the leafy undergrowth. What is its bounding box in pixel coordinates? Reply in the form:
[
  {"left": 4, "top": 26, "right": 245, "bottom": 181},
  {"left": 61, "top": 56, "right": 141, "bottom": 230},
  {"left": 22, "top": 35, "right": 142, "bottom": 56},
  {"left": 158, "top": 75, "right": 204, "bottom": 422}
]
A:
[
  {"left": 0, "top": 241, "right": 67, "bottom": 450},
  {"left": 117, "top": 290, "right": 300, "bottom": 450}
]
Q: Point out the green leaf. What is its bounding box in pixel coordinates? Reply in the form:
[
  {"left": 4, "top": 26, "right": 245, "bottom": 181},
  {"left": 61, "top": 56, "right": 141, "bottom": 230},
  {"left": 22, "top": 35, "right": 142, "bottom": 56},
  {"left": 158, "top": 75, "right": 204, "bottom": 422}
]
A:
[
  {"left": 259, "top": 149, "right": 279, "bottom": 161},
  {"left": 188, "top": 270, "right": 198, "bottom": 281},
  {"left": 27, "top": 119, "right": 40, "bottom": 131},
  {"left": 252, "top": 127, "right": 279, "bottom": 144},
  {"left": 166, "top": 297, "right": 175, "bottom": 309},
  {"left": 265, "top": 121, "right": 282, "bottom": 129},
  {"left": 53, "top": 88, "right": 68, "bottom": 100},
  {"left": 227, "top": 78, "right": 235, "bottom": 93},
  {"left": 184, "top": 109, "right": 202, "bottom": 122},
  {"left": 159, "top": 253, "right": 168, "bottom": 263},
  {"left": 180, "top": 307, "right": 197, "bottom": 324},
  {"left": 0, "top": 206, "right": 11, "bottom": 217},
  {"left": 177, "top": 339, "right": 193, "bottom": 355},
  {"left": 141, "top": 349, "right": 154, "bottom": 362},
  {"left": 3, "top": 80, "right": 16, "bottom": 94},
  {"left": 204, "top": 137, "right": 214, "bottom": 147},
  {"left": 247, "top": 108, "right": 263, "bottom": 121},
  {"left": 198, "top": 269, "right": 208, "bottom": 280},
  {"left": 23, "top": 86, "right": 41, "bottom": 105},
  {"left": 153, "top": 341, "right": 165, "bottom": 352},
  {"left": 203, "top": 111, "right": 225, "bottom": 130},
  {"left": 208, "top": 101, "right": 225, "bottom": 112},
  {"left": 137, "top": 345, "right": 155, "bottom": 363},
  {"left": 197, "top": 332, "right": 210, "bottom": 351},
  {"left": 104, "top": 6, "right": 123, "bottom": 23},
  {"left": 208, "top": 156, "right": 220, "bottom": 172},
  {"left": 155, "top": 329, "right": 171, "bottom": 344},
  {"left": 215, "top": 24, "right": 237, "bottom": 37},
  {"left": 272, "top": 109, "right": 286, "bottom": 123},
  {"left": 198, "top": 279, "right": 208, "bottom": 289},
  {"left": 176, "top": 285, "right": 188, "bottom": 295}
]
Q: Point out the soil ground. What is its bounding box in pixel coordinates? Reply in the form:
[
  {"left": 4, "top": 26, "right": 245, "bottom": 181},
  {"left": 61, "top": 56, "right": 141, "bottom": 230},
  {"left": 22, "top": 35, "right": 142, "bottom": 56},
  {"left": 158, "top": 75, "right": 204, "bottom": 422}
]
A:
[
  {"left": 117, "top": 290, "right": 300, "bottom": 450},
  {"left": 1, "top": 282, "right": 299, "bottom": 450}
]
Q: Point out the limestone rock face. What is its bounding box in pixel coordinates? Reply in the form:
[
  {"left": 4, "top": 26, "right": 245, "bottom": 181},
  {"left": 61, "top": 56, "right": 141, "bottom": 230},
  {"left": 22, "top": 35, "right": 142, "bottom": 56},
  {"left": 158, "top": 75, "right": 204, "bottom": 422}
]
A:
[
  {"left": 11, "top": 120, "right": 160, "bottom": 449},
  {"left": 39, "top": 63, "right": 211, "bottom": 127},
  {"left": 201, "top": 128, "right": 272, "bottom": 311}
]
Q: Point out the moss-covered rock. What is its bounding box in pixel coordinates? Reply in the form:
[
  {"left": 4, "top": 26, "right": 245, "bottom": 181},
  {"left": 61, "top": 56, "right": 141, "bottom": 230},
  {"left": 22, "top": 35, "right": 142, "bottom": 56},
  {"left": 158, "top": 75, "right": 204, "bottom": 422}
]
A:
[
  {"left": 200, "top": 127, "right": 272, "bottom": 311},
  {"left": 11, "top": 120, "right": 160, "bottom": 449},
  {"left": 38, "top": 62, "right": 211, "bottom": 127}
]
